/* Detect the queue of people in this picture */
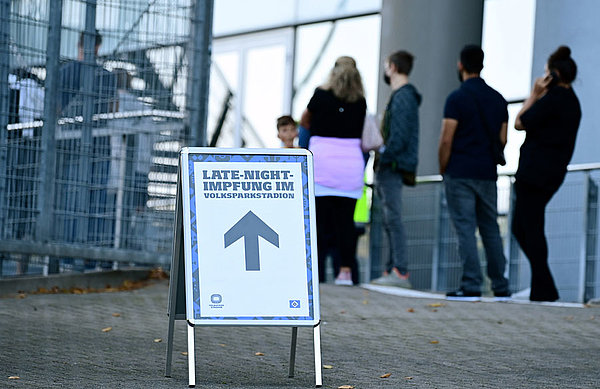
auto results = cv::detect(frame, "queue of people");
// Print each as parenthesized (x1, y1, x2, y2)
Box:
(280, 44, 581, 303)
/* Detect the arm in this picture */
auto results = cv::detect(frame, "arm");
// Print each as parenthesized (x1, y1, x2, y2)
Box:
(298, 125, 311, 149)
(515, 75, 551, 130)
(499, 121, 507, 146)
(380, 92, 412, 164)
(299, 108, 312, 129)
(438, 118, 458, 175)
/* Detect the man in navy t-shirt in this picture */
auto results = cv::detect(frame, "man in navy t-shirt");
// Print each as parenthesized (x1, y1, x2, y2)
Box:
(438, 45, 510, 301)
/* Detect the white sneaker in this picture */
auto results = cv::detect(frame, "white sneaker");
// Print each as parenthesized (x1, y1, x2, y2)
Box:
(371, 273, 412, 289)
(334, 270, 353, 286)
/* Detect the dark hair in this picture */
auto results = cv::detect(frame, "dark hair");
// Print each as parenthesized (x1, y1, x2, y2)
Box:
(387, 50, 414, 76)
(78, 29, 102, 48)
(548, 45, 577, 84)
(276, 115, 296, 130)
(460, 45, 484, 74)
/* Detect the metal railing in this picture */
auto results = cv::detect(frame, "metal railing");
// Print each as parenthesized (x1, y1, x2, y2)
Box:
(369, 163, 600, 303)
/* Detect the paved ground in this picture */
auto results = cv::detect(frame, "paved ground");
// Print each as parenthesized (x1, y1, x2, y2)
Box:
(1, 279, 599, 389)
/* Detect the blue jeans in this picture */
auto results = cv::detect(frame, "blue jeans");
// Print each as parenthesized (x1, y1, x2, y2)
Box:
(375, 168, 407, 274)
(444, 176, 509, 293)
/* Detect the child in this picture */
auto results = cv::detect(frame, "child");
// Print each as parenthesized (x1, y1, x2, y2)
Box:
(276, 115, 298, 148)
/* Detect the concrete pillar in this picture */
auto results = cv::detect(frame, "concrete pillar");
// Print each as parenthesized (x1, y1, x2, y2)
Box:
(531, 0, 600, 165)
(377, 0, 484, 175)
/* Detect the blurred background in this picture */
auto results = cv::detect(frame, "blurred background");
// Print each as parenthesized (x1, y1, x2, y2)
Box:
(1, 0, 599, 303)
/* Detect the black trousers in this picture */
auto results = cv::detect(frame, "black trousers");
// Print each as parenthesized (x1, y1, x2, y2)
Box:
(315, 196, 358, 283)
(511, 180, 560, 301)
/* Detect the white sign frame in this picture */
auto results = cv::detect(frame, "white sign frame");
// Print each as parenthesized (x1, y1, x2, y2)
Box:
(180, 147, 320, 327)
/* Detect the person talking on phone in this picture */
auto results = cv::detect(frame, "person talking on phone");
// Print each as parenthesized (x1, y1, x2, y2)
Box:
(513, 46, 582, 302)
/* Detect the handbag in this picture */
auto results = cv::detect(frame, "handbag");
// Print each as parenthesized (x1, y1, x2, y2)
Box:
(361, 113, 383, 152)
(465, 89, 506, 166)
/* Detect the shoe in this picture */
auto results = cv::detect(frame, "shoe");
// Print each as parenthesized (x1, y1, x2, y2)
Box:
(493, 290, 512, 302)
(370, 273, 412, 289)
(334, 270, 353, 286)
(530, 296, 559, 302)
(446, 289, 481, 302)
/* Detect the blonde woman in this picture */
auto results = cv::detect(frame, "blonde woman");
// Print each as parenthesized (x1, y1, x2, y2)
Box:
(300, 56, 366, 285)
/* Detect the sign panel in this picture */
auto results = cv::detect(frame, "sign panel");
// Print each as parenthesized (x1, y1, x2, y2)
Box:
(180, 148, 320, 326)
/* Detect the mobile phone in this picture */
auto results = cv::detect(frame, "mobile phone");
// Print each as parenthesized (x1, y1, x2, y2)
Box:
(547, 71, 559, 88)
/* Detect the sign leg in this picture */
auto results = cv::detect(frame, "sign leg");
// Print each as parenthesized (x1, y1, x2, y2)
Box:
(288, 327, 298, 378)
(187, 321, 196, 388)
(313, 322, 322, 388)
(165, 309, 176, 377)
(166, 186, 183, 378)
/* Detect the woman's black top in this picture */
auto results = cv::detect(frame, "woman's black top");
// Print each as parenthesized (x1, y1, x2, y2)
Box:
(307, 88, 366, 139)
(516, 86, 581, 190)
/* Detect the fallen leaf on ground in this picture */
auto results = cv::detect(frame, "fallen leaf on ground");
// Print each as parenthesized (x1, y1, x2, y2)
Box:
(380, 373, 392, 378)
(8, 376, 20, 379)
(431, 309, 438, 312)
(218, 343, 227, 347)
(17, 293, 26, 299)
(154, 338, 162, 343)
(181, 352, 188, 356)
(323, 365, 333, 369)
(338, 386, 355, 389)
(363, 300, 368, 305)
(565, 316, 574, 321)
(430, 340, 439, 344)
(149, 267, 169, 280)
(102, 327, 112, 332)
(254, 352, 265, 356)
(405, 376, 414, 380)
(112, 313, 121, 317)
(427, 303, 445, 308)
(407, 308, 415, 313)
(27, 268, 166, 296)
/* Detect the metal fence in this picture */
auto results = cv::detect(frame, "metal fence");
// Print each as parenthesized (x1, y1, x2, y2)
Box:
(368, 164, 600, 303)
(0, 0, 211, 276)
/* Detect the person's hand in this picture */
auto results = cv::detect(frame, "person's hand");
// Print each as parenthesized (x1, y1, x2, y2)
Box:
(532, 74, 552, 97)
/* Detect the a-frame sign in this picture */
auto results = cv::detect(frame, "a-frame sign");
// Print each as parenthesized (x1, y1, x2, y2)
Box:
(165, 147, 322, 387)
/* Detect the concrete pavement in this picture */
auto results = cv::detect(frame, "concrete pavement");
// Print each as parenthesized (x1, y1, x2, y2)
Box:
(1, 279, 599, 388)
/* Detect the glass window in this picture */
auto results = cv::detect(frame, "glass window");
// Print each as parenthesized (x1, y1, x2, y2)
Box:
(295, 0, 381, 22)
(213, 0, 381, 36)
(244, 44, 288, 147)
(482, 0, 535, 173)
(482, 0, 536, 101)
(292, 14, 381, 118)
(209, 29, 294, 148)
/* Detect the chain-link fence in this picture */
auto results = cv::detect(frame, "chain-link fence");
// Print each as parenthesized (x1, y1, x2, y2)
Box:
(0, 0, 210, 276)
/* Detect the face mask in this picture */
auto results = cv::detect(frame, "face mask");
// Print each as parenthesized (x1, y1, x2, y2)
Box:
(383, 73, 391, 85)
